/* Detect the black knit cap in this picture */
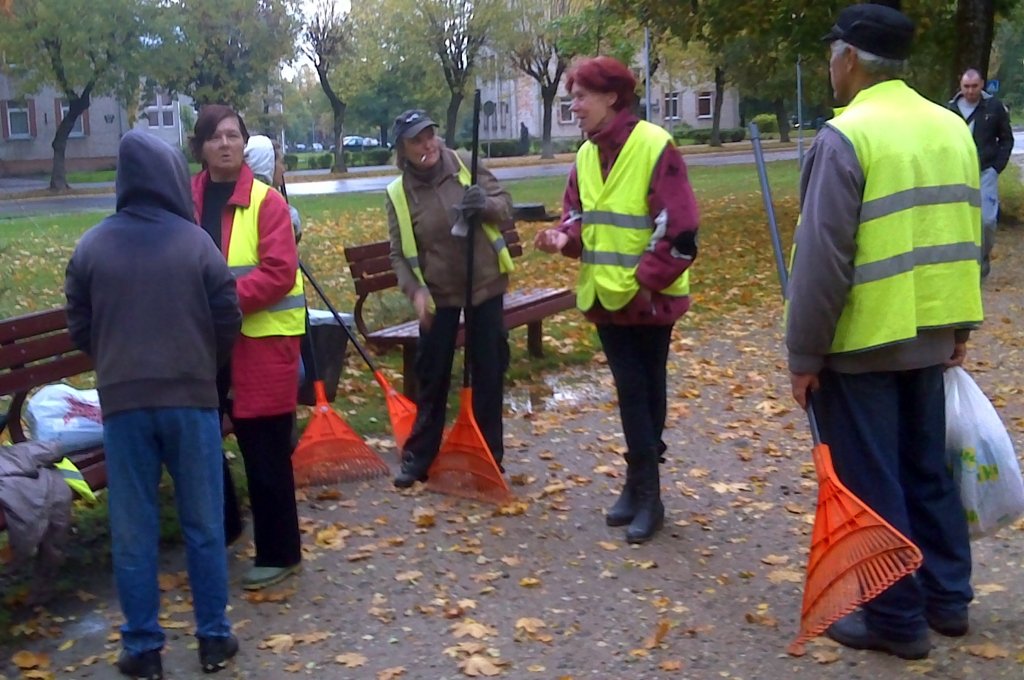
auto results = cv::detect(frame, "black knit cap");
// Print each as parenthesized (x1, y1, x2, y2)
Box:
(823, 3, 915, 61)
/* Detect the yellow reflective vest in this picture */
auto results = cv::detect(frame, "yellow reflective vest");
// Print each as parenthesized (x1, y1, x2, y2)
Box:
(54, 457, 96, 502)
(575, 120, 689, 312)
(825, 80, 983, 354)
(386, 156, 514, 287)
(226, 180, 305, 337)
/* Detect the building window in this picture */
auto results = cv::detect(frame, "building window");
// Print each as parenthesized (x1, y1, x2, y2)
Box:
(2, 100, 34, 139)
(144, 93, 175, 128)
(663, 92, 680, 121)
(559, 97, 574, 124)
(697, 91, 713, 119)
(58, 101, 86, 137)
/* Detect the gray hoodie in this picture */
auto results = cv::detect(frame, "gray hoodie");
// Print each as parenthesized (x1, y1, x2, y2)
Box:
(64, 130, 242, 416)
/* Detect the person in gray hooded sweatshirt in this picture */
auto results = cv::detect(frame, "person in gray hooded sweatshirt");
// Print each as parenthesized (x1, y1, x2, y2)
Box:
(65, 130, 242, 679)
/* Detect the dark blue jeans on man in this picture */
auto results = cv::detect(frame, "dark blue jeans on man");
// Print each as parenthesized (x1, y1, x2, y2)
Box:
(104, 407, 232, 655)
(816, 366, 972, 641)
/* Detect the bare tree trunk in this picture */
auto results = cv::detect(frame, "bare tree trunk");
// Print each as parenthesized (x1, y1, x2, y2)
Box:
(49, 93, 90, 192)
(954, 0, 996, 86)
(774, 98, 791, 144)
(331, 100, 346, 173)
(445, 92, 464, 148)
(540, 84, 557, 159)
(710, 66, 725, 147)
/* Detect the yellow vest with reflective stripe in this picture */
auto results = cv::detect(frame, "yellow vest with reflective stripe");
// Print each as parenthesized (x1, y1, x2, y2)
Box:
(825, 80, 983, 354)
(576, 120, 689, 312)
(225, 180, 305, 337)
(54, 457, 96, 501)
(386, 157, 513, 287)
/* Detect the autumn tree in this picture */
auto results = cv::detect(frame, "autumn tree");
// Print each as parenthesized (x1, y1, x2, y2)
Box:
(414, 0, 503, 146)
(0, 0, 157, 191)
(153, 0, 301, 109)
(303, 0, 354, 172)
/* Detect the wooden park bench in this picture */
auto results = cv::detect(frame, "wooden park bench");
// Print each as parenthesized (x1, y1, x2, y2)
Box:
(1, 308, 107, 532)
(344, 219, 575, 398)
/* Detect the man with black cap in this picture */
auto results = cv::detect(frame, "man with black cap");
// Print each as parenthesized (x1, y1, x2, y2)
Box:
(786, 3, 983, 660)
(384, 109, 513, 488)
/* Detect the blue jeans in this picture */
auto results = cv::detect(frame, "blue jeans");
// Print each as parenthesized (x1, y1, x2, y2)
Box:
(816, 367, 972, 641)
(104, 407, 231, 655)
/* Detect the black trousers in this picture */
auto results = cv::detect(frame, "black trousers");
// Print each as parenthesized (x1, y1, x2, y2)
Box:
(233, 414, 302, 568)
(404, 294, 509, 466)
(596, 323, 674, 458)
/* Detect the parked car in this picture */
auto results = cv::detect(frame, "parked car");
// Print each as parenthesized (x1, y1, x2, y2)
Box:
(362, 137, 381, 148)
(342, 135, 365, 150)
(312, 142, 324, 151)
(293, 143, 307, 151)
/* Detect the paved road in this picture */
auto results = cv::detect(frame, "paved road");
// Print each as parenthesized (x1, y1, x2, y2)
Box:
(0, 149, 798, 219)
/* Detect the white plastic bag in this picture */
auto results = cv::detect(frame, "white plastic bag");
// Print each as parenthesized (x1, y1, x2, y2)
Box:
(25, 384, 104, 454)
(944, 366, 1024, 538)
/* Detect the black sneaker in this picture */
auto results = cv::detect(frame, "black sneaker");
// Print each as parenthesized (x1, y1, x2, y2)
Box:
(198, 634, 239, 673)
(117, 649, 163, 680)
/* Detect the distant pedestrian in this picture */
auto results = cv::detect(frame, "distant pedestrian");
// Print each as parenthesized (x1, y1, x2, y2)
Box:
(534, 56, 699, 544)
(788, 3, 983, 659)
(65, 130, 242, 678)
(948, 68, 1014, 279)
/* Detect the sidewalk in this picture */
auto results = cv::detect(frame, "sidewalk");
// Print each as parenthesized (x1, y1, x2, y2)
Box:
(2, 228, 1022, 678)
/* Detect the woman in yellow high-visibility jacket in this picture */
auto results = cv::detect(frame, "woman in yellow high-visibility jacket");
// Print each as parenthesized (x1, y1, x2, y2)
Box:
(536, 57, 700, 543)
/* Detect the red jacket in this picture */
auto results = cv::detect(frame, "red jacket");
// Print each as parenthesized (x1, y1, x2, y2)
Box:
(559, 109, 700, 326)
(192, 166, 301, 418)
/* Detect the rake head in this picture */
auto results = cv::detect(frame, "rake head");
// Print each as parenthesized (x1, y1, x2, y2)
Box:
(426, 388, 512, 505)
(293, 382, 390, 487)
(788, 443, 923, 656)
(374, 369, 417, 452)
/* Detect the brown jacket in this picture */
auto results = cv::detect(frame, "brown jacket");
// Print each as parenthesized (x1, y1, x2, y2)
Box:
(386, 149, 512, 308)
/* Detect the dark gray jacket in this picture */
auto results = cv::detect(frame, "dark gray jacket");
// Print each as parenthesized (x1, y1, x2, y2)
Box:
(948, 91, 1014, 174)
(64, 130, 241, 416)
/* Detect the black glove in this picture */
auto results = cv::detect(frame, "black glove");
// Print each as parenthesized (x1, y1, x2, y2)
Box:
(459, 185, 487, 222)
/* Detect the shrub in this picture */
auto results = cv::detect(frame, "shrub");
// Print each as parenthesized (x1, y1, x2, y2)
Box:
(723, 127, 746, 143)
(751, 113, 777, 134)
(484, 139, 525, 158)
(319, 153, 334, 169)
(366, 147, 392, 165)
(284, 154, 299, 171)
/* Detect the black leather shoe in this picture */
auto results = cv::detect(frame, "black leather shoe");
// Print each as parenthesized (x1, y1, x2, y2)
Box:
(394, 451, 429, 488)
(926, 609, 969, 637)
(826, 612, 930, 660)
(199, 634, 239, 673)
(117, 649, 163, 679)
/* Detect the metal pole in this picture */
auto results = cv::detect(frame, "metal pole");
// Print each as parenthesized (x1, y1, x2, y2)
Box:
(796, 55, 804, 169)
(644, 27, 652, 121)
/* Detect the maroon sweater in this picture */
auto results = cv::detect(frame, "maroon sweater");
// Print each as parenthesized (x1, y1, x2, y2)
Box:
(558, 109, 700, 326)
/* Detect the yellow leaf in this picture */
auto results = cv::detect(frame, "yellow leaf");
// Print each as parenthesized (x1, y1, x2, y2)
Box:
(811, 650, 841, 664)
(659, 659, 684, 671)
(963, 642, 1009, 659)
(450, 619, 498, 639)
(760, 554, 789, 566)
(412, 506, 436, 528)
(766, 569, 804, 584)
(335, 651, 368, 667)
(258, 634, 295, 654)
(58, 640, 75, 652)
(459, 654, 505, 677)
(597, 541, 619, 551)
(519, 576, 542, 588)
(284, 661, 304, 672)
(377, 666, 407, 680)
(515, 618, 547, 634)
(12, 650, 48, 670)
(395, 570, 423, 583)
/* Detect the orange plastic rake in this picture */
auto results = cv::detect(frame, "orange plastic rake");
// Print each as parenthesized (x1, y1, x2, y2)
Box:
(293, 380, 390, 487)
(749, 122, 923, 656)
(787, 411, 922, 656)
(299, 261, 417, 451)
(427, 90, 512, 505)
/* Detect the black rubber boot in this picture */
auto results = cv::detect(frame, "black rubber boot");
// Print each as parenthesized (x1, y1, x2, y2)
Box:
(605, 453, 639, 527)
(625, 453, 664, 544)
(393, 451, 430, 488)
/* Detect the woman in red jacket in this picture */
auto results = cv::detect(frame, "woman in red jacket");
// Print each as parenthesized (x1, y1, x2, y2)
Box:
(535, 57, 699, 543)
(190, 105, 303, 590)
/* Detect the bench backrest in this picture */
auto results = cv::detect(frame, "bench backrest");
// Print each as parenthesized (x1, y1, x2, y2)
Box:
(1, 308, 92, 441)
(344, 218, 523, 300)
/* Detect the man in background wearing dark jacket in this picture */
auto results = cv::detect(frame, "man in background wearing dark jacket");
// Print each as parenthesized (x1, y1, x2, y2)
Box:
(949, 69, 1014, 279)
(65, 130, 242, 679)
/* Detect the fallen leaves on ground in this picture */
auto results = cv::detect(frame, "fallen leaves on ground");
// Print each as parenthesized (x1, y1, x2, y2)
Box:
(335, 652, 368, 667)
(451, 619, 499, 640)
(962, 642, 1009, 659)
